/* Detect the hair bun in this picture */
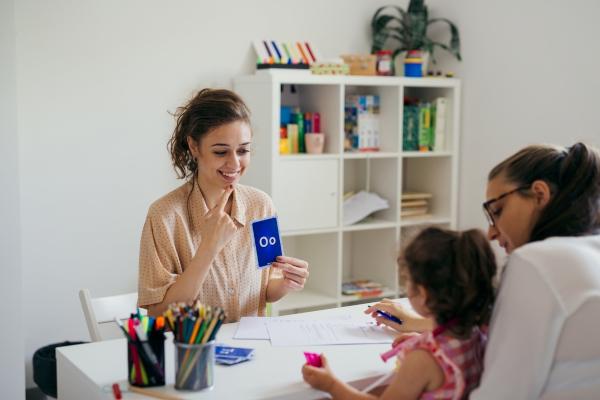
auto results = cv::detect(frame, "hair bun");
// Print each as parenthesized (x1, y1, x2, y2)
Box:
(568, 142, 585, 157)
(560, 142, 592, 186)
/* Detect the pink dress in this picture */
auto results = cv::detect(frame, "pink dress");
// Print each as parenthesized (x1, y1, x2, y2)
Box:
(395, 327, 487, 400)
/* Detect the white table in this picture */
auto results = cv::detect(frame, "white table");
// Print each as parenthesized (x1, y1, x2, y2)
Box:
(57, 304, 397, 399)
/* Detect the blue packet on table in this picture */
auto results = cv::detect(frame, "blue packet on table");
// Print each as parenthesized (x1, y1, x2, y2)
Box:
(215, 346, 255, 365)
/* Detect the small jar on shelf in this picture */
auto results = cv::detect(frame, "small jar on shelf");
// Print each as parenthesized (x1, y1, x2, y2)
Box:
(375, 50, 393, 76)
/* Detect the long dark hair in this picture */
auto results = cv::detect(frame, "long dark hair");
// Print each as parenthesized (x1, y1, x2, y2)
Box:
(167, 88, 251, 180)
(400, 227, 497, 337)
(489, 142, 600, 241)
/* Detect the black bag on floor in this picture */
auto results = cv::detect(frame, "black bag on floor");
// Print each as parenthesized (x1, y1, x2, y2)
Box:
(33, 341, 88, 398)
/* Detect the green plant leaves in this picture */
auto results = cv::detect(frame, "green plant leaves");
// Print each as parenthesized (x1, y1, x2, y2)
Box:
(428, 18, 462, 61)
(370, 1, 462, 62)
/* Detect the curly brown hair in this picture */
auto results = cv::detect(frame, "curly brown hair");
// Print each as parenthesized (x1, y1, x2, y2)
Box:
(167, 88, 251, 180)
(400, 227, 497, 337)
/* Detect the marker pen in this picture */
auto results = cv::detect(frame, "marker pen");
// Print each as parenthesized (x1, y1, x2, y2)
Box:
(376, 310, 403, 325)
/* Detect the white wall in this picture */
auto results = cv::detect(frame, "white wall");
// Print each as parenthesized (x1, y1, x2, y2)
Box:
(1, 0, 25, 398)
(14, 0, 600, 389)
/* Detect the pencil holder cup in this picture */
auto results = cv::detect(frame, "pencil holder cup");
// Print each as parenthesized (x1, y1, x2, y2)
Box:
(127, 337, 165, 387)
(305, 133, 325, 154)
(174, 340, 215, 391)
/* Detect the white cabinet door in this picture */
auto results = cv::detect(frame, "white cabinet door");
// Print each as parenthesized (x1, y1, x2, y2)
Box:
(273, 159, 338, 231)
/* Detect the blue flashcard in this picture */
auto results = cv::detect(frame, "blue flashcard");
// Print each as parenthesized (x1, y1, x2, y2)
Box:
(250, 216, 283, 269)
(215, 345, 255, 365)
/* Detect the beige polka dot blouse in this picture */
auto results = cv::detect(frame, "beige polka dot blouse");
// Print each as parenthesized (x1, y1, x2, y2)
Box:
(137, 181, 280, 322)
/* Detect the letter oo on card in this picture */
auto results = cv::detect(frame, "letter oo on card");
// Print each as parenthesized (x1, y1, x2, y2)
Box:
(250, 216, 284, 269)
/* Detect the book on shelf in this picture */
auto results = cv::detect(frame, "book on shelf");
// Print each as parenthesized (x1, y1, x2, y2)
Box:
(287, 124, 299, 154)
(402, 104, 419, 151)
(418, 102, 433, 151)
(401, 199, 428, 208)
(401, 192, 433, 200)
(401, 192, 432, 218)
(402, 98, 447, 152)
(342, 279, 384, 298)
(400, 208, 431, 217)
(433, 97, 447, 152)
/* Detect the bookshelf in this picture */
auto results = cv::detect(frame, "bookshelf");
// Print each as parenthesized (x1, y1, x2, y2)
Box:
(234, 72, 460, 316)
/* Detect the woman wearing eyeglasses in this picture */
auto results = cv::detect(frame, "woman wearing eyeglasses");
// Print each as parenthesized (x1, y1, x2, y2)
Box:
(367, 142, 600, 399)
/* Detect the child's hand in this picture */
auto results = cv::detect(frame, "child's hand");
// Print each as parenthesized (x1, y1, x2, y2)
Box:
(365, 298, 432, 333)
(301, 354, 338, 392)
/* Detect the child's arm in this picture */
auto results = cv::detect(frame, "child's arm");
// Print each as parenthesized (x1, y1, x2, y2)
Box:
(302, 351, 443, 400)
(378, 349, 444, 400)
(302, 354, 377, 400)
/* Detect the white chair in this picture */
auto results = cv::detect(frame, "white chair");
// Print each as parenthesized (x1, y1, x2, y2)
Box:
(541, 296, 600, 399)
(79, 289, 144, 342)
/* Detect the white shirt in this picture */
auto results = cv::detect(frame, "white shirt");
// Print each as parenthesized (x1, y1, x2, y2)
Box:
(471, 235, 600, 400)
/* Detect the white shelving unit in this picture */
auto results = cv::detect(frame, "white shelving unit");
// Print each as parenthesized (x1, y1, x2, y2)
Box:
(235, 72, 461, 316)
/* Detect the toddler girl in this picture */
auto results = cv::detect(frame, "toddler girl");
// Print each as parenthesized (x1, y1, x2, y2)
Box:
(302, 227, 497, 400)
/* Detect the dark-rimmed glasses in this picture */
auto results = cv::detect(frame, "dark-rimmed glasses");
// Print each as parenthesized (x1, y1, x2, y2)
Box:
(482, 185, 530, 227)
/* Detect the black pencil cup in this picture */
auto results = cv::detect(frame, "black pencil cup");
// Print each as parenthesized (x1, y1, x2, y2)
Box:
(127, 336, 166, 387)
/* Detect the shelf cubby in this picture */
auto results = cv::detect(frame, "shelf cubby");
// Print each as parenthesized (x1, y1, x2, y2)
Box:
(402, 86, 456, 153)
(344, 85, 401, 154)
(343, 157, 399, 225)
(342, 228, 399, 301)
(234, 75, 461, 315)
(401, 156, 454, 222)
(280, 83, 342, 154)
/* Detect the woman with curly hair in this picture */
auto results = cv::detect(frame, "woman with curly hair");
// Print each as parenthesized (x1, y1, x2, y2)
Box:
(137, 88, 309, 321)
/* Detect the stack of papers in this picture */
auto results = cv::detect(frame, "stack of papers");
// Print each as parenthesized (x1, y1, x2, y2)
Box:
(343, 191, 390, 226)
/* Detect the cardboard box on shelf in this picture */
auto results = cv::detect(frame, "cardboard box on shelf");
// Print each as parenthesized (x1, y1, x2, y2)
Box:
(340, 54, 377, 76)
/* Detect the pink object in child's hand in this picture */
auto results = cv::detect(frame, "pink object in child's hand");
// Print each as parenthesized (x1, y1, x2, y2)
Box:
(304, 352, 323, 367)
(380, 344, 402, 363)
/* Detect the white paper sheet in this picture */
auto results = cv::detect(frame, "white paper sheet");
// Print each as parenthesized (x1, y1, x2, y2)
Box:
(234, 314, 356, 340)
(234, 317, 271, 340)
(265, 319, 396, 346)
(343, 191, 390, 226)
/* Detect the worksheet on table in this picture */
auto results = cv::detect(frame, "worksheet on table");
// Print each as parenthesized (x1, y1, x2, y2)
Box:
(265, 318, 396, 346)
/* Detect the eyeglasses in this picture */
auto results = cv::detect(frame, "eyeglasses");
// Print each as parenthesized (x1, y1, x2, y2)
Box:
(482, 185, 530, 227)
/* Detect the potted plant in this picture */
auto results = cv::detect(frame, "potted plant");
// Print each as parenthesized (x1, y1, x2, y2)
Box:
(371, 0, 461, 76)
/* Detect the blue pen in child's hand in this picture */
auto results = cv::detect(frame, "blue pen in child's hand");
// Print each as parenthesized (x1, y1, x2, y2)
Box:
(376, 310, 403, 325)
